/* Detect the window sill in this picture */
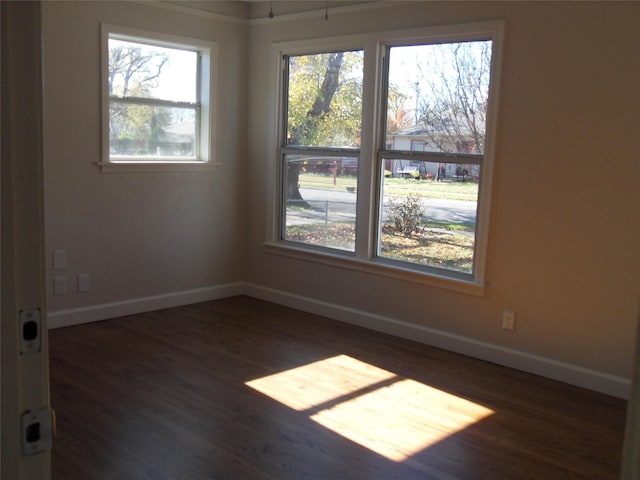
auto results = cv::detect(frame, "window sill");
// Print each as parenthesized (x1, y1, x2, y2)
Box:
(97, 161, 219, 173)
(263, 242, 486, 297)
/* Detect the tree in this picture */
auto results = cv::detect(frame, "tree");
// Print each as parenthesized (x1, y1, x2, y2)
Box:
(108, 42, 170, 155)
(387, 41, 492, 155)
(108, 44, 167, 97)
(285, 51, 363, 202)
(386, 85, 412, 133)
(416, 41, 491, 154)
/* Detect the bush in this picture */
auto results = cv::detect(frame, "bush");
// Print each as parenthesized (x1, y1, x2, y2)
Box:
(387, 193, 425, 237)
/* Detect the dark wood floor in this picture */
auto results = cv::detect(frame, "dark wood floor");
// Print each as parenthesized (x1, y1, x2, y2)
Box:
(49, 296, 626, 480)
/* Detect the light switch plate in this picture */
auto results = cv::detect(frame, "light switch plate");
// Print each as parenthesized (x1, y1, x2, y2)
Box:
(53, 249, 66, 270)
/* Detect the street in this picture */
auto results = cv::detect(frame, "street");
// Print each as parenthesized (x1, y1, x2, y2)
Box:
(286, 187, 477, 226)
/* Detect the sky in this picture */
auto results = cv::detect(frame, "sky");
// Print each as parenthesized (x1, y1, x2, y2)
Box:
(110, 38, 198, 103)
(387, 41, 492, 124)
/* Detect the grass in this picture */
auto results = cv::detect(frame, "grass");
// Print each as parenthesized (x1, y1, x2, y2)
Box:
(424, 219, 475, 232)
(298, 172, 478, 202)
(285, 222, 473, 273)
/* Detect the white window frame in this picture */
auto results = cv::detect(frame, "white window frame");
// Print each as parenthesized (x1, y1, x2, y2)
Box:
(100, 24, 218, 173)
(279, 48, 364, 255)
(266, 21, 503, 295)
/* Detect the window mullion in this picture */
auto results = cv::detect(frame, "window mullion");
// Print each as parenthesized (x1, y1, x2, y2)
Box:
(379, 150, 484, 165)
(355, 40, 381, 261)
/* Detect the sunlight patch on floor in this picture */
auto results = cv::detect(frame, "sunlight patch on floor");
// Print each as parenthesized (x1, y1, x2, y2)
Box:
(246, 355, 494, 461)
(310, 378, 493, 461)
(246, 354, 395, 410)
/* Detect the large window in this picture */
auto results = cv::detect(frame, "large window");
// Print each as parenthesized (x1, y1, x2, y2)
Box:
(274, 22, 502, 290)
(378, 40, 492, 276)
(101, 25, 216, 168)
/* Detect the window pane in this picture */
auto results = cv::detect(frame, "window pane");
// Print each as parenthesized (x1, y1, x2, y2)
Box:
(109, 38, 197, 103)
(386, 41, 492, 154)
(283, 154, 358, 252)
(109, 103, 196, 158)
(286, 51, 363, 148)
(378, 160, 479, 274)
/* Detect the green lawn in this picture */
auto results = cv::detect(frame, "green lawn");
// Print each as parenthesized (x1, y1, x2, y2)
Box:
(298, 173, 478, 201)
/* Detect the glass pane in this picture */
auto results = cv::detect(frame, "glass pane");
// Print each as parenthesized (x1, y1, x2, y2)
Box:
(283, 154, 358, 252)
(378, 160, 479, 274)
(109, 103, 196, 158)
(109, 38, 197, 103)
(286, 51, 363, 148)
(386, 41, 492, 154)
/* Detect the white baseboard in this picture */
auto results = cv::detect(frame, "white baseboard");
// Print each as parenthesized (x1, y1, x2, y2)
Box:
(48, 281, 631, 398)
(244, 283, 631, 399)
(47, 283, 245, 329)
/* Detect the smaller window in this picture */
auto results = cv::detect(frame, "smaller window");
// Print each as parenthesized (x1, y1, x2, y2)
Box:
(280, 50, 364, 252)
(101, 25, 216, 168)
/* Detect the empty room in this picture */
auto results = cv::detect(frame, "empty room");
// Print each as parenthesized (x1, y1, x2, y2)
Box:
(1, 1, 639, 479)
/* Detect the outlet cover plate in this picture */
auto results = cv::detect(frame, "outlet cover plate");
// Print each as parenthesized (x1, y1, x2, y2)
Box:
(502, 309, 516, 331)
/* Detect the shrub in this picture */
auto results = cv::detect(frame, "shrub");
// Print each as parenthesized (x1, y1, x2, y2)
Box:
(387, 193, 425, 237)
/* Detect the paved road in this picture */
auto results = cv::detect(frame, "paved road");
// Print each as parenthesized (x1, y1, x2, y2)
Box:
(287, 187, 477, 226)
(423, 197, 477, 224)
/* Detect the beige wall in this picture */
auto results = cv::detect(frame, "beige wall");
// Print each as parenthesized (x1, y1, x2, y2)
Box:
(40, 1, 639, 395)
(42, 1, 248, 311)
(246, 2, 640, 384)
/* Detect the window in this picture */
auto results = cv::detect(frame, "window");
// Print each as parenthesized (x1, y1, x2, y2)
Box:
(281, 50, 364, 252)
(378, 40, 492, 277)
(101, 25, 216, 170)
(273, 22, 502, 291)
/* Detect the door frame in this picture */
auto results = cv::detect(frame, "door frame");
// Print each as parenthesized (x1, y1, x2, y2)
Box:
(1, 1, 51, 479)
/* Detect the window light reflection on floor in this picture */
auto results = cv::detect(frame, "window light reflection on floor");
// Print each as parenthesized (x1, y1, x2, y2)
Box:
(246, 355, 494, 462)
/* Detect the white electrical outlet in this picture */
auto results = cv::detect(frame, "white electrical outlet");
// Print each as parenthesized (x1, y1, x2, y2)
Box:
(502, 309, 516, 331)
(78, 274, 90, 293)
(53, 276, 67, 295)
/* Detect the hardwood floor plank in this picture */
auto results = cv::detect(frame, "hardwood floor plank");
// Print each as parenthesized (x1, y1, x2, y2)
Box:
(50, 296, 626, 479)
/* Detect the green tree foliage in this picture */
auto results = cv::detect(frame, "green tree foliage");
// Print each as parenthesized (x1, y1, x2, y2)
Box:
(287, 51, 362, 147)
(286, 50, 363, 201)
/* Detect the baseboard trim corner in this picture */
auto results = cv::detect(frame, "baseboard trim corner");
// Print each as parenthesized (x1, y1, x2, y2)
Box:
(244, 283, 631, 399)
(47, 283, 245, 329)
